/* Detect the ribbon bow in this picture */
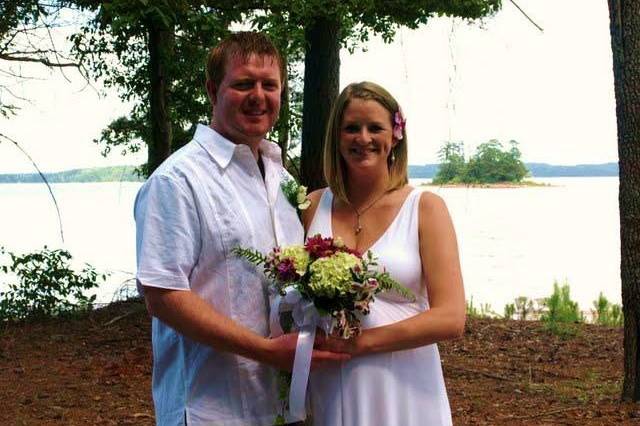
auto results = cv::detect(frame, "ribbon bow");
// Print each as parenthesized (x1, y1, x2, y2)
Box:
(269, 286, 333, 422)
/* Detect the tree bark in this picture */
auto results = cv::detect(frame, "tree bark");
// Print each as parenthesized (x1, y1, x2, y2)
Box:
(276, 59, 290, 168)
(300, 16, 340, 191)
(608, 0, 640, 401)
(146, 15, 174, 175)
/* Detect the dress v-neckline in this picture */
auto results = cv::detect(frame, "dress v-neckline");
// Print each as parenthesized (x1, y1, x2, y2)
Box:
(328, 188, 417, 254)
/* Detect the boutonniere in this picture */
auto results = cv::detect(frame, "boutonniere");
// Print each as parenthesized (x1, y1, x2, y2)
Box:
(281, 178, 311, 214)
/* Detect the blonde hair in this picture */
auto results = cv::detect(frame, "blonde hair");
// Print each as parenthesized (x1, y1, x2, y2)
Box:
(323, 81, 408, 202)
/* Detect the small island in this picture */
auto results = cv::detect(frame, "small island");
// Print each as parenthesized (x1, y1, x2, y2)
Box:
(425, 140, 541, 187)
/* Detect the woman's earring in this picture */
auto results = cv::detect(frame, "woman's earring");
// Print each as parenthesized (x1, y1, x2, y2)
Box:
(390, 150, 396, 164)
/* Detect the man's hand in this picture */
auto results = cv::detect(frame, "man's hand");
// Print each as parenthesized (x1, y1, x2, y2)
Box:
(313, 332, 360, 357)
(143, 287, 351, 371)
(260, 332, 351, 371)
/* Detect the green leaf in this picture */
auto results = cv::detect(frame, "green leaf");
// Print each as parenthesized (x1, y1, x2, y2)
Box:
(231, 247, 267, 265)
(0, 247, 106, 322)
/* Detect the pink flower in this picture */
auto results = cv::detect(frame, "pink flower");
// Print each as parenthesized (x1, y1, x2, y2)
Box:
(393, 109, 406, 140)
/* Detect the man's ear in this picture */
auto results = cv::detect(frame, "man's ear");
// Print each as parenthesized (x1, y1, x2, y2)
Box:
(206, 80, 217, 105)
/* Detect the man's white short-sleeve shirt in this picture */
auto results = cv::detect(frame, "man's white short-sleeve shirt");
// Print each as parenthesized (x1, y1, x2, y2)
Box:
(135, 124, 304, 426)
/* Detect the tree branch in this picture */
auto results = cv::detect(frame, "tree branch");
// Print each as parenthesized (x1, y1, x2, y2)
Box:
(0, 67, 44, 80)
(41, 7, 73, 82)
(1, 85, 34, 104)
(0, 132, 65, 244)
(509, 0, 544, 32)
(0, 53, 79, 67)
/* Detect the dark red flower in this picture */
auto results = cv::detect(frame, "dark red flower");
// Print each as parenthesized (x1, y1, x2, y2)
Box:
(304, 234, 336, 258)
(275, 258, 299, 282)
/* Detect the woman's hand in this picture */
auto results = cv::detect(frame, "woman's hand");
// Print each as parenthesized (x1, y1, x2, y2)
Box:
(265, 332, 351, 371)
(314, 331, 362, 357)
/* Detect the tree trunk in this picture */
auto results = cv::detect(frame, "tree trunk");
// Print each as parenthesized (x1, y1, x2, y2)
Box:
(608, 0, 640, 401)
(278, 95, 290, 164)
(300, 16, 340, 191)
(146, 15, 174, 175)
(276, 63, 290, 168)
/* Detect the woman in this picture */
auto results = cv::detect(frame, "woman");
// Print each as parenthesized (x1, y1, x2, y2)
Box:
(302, 81, 465, 426)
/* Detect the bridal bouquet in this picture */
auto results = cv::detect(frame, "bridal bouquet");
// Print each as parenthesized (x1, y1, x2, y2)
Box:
(234, 234, 414, 424)
(234, 234, 414, 339)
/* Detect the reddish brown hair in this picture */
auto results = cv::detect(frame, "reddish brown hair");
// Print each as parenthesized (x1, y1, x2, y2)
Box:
(206, 32, 286, 90)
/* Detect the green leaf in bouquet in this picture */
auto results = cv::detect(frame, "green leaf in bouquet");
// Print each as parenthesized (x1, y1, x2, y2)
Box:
(231, 247, 267, 265)
(377, 272, 416, 302)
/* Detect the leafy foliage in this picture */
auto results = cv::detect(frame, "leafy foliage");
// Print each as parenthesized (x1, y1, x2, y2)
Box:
(466, 296, 497, 319)
(260, 0, 502, 45)
(503, 302, 515, 319)
(4, 1, 503, 180)
(434, 141, 465, 183)
(360, 250, 415, 302)
(231, 247, 267, 265)
(69, 1, 240, 166)
(592, 292, 623, 327)
(503, 292, 624, 327)
(541, 280, 583, 336)
(65, 0, 501, 177)
(280, 177, 310, 215)
(249, 10, 306, 163)
(0, 247, 105, 321)
(434, 139, 529, 184)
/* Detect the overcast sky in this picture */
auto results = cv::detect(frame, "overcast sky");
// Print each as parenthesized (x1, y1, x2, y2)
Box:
(0, 0, 617, 173)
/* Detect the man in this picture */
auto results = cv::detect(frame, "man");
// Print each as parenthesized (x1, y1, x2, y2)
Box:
(135, 32, 346, 425)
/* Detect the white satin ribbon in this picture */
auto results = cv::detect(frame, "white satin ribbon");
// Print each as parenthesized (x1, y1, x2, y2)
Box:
(269, 286, 332, 422)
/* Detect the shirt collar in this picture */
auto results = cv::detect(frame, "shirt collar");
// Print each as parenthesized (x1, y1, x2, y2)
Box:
(193, 124, 282, 169)
(258, 138, 283, 165)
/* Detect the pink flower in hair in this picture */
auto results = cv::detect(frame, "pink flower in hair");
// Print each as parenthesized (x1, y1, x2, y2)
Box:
(393, 109, 406, 140)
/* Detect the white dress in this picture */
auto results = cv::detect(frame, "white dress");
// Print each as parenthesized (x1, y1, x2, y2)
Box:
(307, 188, 453, 426)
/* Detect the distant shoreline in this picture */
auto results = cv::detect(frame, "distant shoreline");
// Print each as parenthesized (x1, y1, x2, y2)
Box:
(0, 162, 619, 183)
(409, 162, 618, 179)
(0, 165, 143, 184)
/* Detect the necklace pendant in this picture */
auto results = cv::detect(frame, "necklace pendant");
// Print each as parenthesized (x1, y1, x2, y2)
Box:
(355, 225, 362, 235)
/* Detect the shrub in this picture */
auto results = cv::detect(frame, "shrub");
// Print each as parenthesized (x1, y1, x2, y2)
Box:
(466, 297, 497, 319)
(504, 303, 515, 319)
(0, 247, 105, 322)
(466, 297, 478, 318)
(541, 280, 583, 336)
(514, 296, 535, 320)
(592, 292, 623, 327)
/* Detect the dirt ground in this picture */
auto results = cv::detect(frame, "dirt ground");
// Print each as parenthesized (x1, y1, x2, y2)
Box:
(1, 299, 638, 425)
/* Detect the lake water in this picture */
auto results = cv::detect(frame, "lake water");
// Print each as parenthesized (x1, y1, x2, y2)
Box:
(0, 177, 621, 312)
